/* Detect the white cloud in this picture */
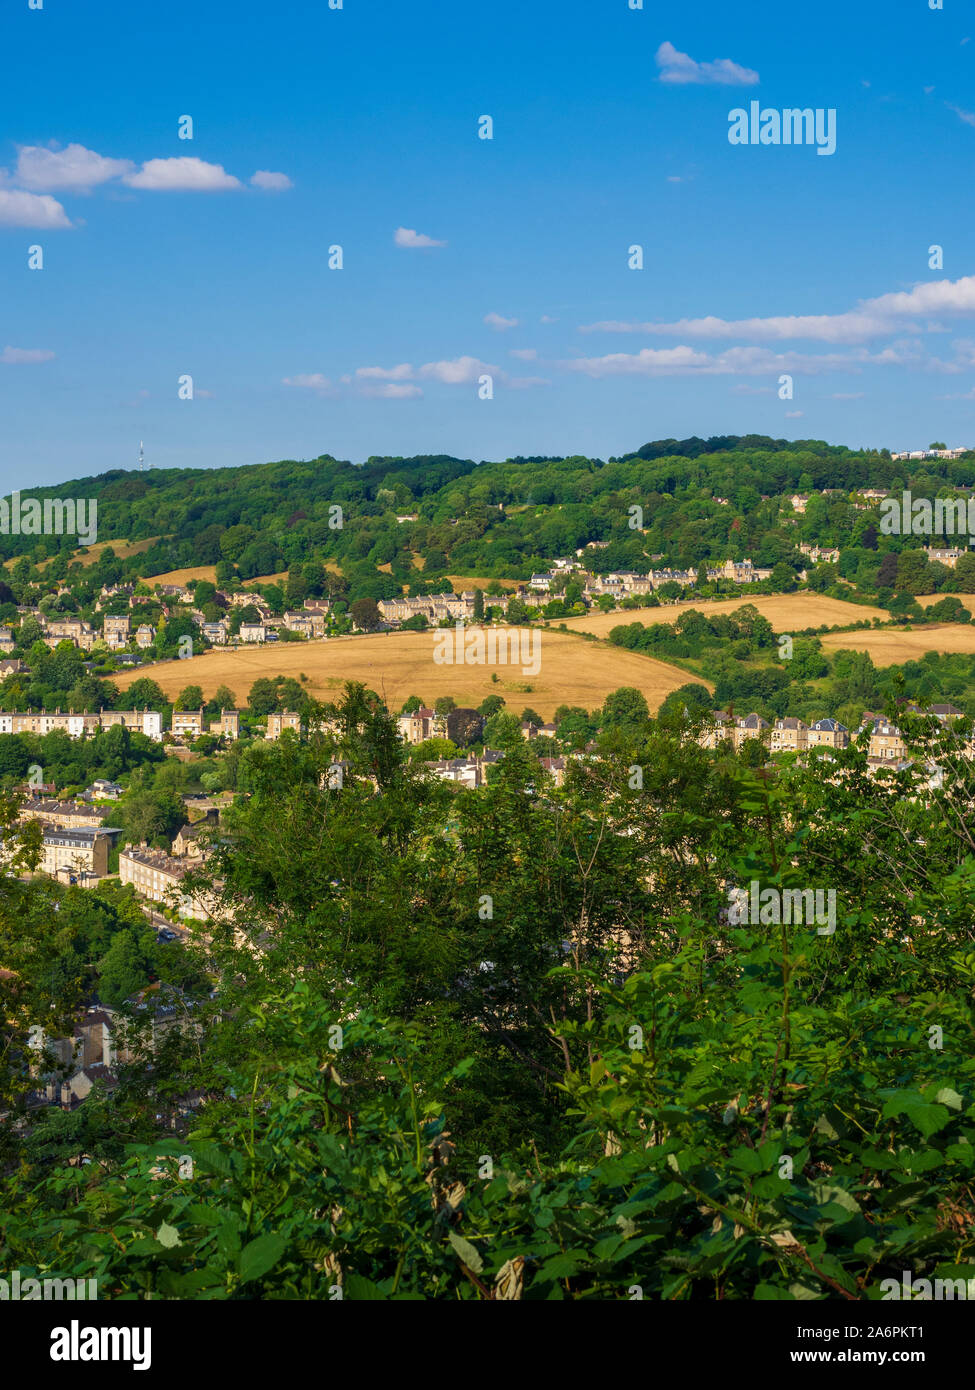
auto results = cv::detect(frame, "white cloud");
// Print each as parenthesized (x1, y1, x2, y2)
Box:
(563, 346, 712, 377)
(417, 356, 493, 384)
(947, 102, 975, 127)
(15, 143, 134, 193)
(250, 170, 293, 192)
(394, 226, 446, 248)
(360, 382, 423, 399)
(283, 373, 332, 394)
(355, 363, 414, 381)
(560, 344, 892, 378)
(784, 410, 804, 418)
(0, 189, 71, 228)
(125, 158, 242, 191)
(484, 312, 518, 330)
(1, 346, 55, 364)
(352, 356, 499, 387)
(949, 338, 975, 366)
(540, 314, 558, 324)
(579, 276, 975, 345)
(655, 40, 759, 86)
(509, 348, 538, 360)
(14, 143, 135, 192)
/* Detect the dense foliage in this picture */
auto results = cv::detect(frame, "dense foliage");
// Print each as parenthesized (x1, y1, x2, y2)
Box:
(1, 686, 972, 1299)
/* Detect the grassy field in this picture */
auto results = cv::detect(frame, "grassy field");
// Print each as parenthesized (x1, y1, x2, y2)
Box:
(819, 624, 975, 660)
(917, 592, 975, 615)
(114, 629, 708, 718)
(8, 537, 161, 571)
(557, 592, 888, 637)
(446, 575, 520, 591)
(140, 566, 288, 589)
(143, 565, 217, 586)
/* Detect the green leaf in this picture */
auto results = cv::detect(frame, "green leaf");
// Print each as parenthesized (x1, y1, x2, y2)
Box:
(810, 1184, 860, 1216)
(789, 1280, 822, 1300)
(935, 1088, 963, 1111)
(447, 1231, 483, 1275)
(238, 1232, 286, 1284)
(814, 1114, 839, 1141)
(344, 1273, 387, 1300)
(536, 1251, 584, 1282)
(155, 1222, 181, 1249)
(903, 1103, 952, 1138)
(728, 1145, 764, 1173)
(191, 1142, 240, 1178)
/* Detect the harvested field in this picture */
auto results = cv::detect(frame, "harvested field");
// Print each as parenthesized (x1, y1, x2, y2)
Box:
(141, 567, 287, 589)
(820, 625, 975, 661)
(558, 592, 887, 637)
(917, 592, 975, 616)
(446, 575, 520, 591)
(7, 536, 161, 571)
(144, 565, 217, 586)
(114, 628, 708, 718)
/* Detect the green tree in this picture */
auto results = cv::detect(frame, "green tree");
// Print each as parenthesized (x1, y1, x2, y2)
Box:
(175, 684, 205, 711)
(125, 678, 167, 710)
(97, 928, 156, 1009)
(600, 687, 651, 738)
(895, 550, 936, 596)
(248, 679, 279, 717)
(350, 598, 381, 632)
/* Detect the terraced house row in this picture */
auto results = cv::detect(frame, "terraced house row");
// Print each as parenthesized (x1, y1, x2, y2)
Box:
(0, 708, 163, 739)
(700, 704, 968, 765)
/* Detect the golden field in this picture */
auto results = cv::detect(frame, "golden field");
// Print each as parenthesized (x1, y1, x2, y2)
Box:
(144, 566, 288, 589)
(8, 537, 161, 571)
(917, 592, 975, 615)
(558, 592, 887, 636)
(820, 624, 975, 661)
(75, 537, 160, 567)
(447, 575, 520, 591)
(113, 629, 708, 719)
(142, 565, 217, 586)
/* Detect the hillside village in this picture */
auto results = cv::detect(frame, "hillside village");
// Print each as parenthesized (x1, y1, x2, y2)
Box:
(9, 679, 969, 1132)
(8, 689, 968, 921)
(0, 552, 789, 657)
(4, 438, 975, 1311)
(0, 462, 963, 1085)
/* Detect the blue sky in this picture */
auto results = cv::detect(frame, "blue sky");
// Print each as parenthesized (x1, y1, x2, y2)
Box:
(2, 0, 975, 486)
